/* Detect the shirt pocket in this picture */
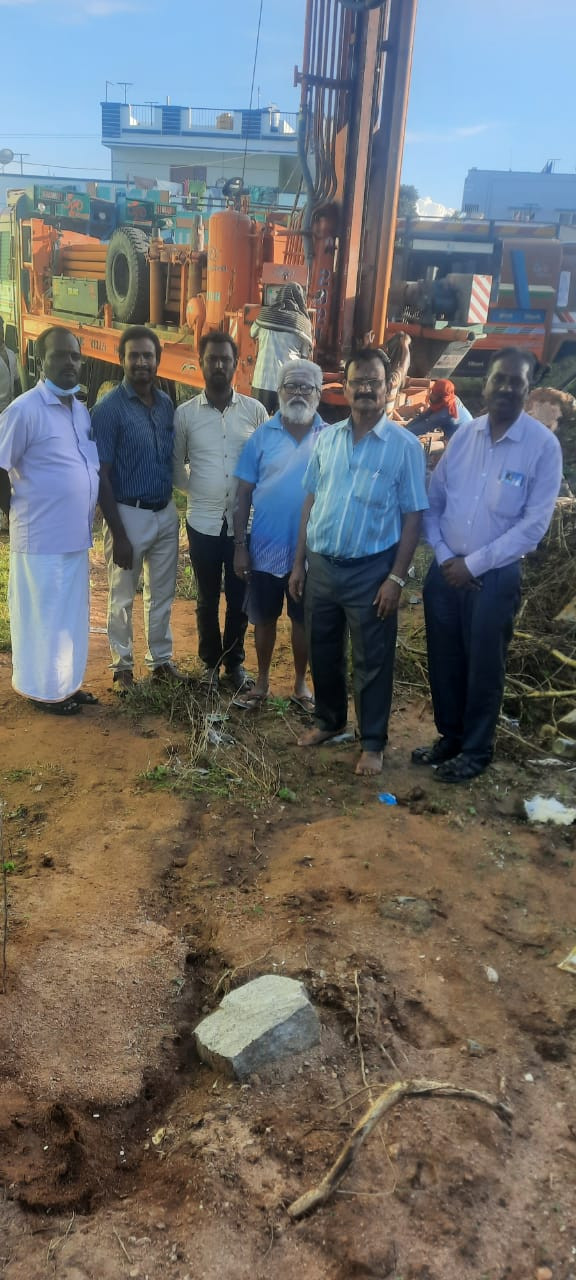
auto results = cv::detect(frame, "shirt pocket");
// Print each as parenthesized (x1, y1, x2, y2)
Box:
(352, 464, 388, 507)
(82, 439, 100, 468)
(487, 469, 526, 518)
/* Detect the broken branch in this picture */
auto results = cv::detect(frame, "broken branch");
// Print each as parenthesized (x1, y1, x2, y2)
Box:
(286, 1077, 513, 1220)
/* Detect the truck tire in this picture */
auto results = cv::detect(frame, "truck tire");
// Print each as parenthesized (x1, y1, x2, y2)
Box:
(105, 227, 150, 323)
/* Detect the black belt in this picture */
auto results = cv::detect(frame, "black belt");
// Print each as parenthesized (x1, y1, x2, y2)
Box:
(120, 498, 169, 512)
(319, 545, 398, 568)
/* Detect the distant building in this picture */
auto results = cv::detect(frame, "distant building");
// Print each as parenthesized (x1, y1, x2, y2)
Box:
(101, 100, 301, 210)
(462, 166, 576, 226)
(0, 173, 130, 211)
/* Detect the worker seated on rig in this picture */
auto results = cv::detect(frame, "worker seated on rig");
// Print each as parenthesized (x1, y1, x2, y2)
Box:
(251, 283, 313, 415)
(406, 379, 472, 441)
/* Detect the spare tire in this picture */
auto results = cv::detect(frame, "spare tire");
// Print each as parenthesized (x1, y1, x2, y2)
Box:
(105, 226, 150, 323)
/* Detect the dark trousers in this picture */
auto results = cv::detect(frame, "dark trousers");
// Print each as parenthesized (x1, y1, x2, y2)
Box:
(186, 521, 247, 671)
(423, 558, 522, 765)
(252, 388, 278, 415)
(305, 547, 398, 752)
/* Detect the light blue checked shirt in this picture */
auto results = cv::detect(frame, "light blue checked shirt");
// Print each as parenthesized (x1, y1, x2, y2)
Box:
(303, 414, 428, 559)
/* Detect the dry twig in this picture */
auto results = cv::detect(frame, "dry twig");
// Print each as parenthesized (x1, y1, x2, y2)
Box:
(353, 969, 370, 1094)
(286, 1077, 513, 1219)
(213, 929, 292, 997)
(112, 1226, 133, 1264)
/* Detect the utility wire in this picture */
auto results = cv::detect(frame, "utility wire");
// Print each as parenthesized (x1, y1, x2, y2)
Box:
(241, 0, 265, 188)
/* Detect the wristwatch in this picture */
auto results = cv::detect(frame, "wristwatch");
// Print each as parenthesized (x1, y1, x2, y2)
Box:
(388, 573, 406, 588)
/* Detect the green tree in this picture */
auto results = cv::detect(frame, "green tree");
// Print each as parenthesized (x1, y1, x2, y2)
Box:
(398, 184, 419, 218)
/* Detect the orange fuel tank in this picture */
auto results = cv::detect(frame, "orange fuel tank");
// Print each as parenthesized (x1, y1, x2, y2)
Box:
(205, 209, 259, 329)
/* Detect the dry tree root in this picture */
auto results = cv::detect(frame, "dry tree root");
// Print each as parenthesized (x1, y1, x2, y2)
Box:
(286, 1077, 513, 1220)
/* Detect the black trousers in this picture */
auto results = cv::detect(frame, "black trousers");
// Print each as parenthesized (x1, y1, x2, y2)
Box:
(252, 387, 278, 414)
(423, 558, 522, 765)
(186, 522, 247, 671)
(305, 546, 398, 752)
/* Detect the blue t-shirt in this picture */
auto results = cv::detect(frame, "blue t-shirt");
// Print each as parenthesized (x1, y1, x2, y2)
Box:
(235, 411, 325, 576)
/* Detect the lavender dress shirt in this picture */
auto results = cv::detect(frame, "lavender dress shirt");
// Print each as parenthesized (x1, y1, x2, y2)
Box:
(0, 381, 100, 554)
(424, 411, 563, 578)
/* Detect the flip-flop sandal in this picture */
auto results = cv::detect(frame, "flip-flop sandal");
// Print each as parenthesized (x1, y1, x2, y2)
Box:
(72, 690, 99, 706)
(289, 694, 315, 713)
(232, 691, 268, 711)
(298, 727, 351, 747)
(33, 697, 82, 716)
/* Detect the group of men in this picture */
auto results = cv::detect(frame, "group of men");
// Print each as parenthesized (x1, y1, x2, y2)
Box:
(0, 319, 563, 783)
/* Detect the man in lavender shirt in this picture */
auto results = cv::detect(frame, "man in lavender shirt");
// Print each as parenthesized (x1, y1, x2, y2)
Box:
(0, 328, 100, 715)
(415, 348, 562, 782)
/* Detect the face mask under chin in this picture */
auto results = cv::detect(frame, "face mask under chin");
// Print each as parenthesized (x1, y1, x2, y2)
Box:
(44, 377, 82, 397)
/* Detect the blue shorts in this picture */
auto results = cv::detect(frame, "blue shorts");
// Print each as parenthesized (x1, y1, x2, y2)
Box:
(245, 570, 304, 625)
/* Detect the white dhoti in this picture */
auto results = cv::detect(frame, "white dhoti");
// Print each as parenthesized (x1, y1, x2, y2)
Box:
(9, 550, 90, 702)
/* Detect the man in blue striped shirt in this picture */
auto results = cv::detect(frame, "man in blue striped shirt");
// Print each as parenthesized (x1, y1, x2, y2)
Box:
(92, 327, 182, 690)
(289, 347, 428, 775)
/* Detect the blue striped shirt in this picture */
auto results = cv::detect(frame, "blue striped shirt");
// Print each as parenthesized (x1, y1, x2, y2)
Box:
(91, 380, 174, 505)
(304, 414, 428, 558)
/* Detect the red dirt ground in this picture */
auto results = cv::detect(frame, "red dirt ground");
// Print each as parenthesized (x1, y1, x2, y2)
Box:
(0, 539, 575, 1280)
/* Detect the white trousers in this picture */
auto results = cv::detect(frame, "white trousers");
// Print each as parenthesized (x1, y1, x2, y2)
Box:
(103, 501, 180, 671)
(9, 549, 90, 701)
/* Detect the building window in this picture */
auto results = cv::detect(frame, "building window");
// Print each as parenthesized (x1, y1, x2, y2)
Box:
(556, 210, 576, 226)
(170, 166, 207, 184)
(463, 203, 480, 214)
(508, 205, 538, 222)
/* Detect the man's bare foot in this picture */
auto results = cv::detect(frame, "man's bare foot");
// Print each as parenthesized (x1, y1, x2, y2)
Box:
(355, 750, 383, 776)
(297, 726, 344, 747)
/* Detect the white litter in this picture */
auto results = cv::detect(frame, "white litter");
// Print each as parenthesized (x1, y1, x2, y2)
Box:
(523, 795, 576, 825)
(485, 966, 499, 984)
(558, 945, 576, 975)
(527, 758, 568, 767)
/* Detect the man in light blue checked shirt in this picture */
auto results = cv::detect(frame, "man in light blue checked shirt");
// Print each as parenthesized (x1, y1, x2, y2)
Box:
(289, 347, 428, 776)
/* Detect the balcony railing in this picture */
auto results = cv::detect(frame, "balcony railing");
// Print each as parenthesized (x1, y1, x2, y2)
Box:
(105, 103, 297, 141)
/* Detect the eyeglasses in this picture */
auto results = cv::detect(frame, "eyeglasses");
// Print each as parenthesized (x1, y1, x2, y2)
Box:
(281, 383, 318, 395)
(347, 378, 385, 390)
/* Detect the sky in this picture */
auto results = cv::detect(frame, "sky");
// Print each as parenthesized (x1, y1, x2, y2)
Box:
(0, 0, 574, 209)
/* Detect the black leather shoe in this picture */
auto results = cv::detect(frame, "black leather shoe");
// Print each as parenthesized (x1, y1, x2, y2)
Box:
(113, 669, 134, 693)
(152, 663, 192, 683)
(225, 666, 255, 692)
(411, 738, 460, 767)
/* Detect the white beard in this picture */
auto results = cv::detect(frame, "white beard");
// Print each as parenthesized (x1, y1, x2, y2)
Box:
(280, 400, 316, 426)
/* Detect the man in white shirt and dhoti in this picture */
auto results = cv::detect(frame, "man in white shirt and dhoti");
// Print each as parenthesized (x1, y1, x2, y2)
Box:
(0, 327, 100, 715)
